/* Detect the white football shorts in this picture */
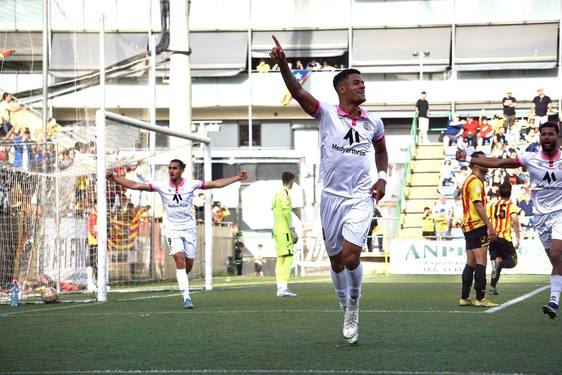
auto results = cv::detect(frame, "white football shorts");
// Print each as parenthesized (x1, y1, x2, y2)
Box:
(165, 228, 197, 259)
(320, 191, 374, 257)
(533, 209, 562, 251)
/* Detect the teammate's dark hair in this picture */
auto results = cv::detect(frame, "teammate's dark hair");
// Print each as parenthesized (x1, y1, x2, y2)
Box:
(499, 181, 512, 199)
(333, 68, 361, 90)
(170, 159, 186, 169)
(282, 171, 295, 184)
(471, 151, 485, 159)
(539, 121, 559, 134)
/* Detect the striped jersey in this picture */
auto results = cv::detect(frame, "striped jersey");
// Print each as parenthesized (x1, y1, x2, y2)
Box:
(149, 178, 203, 231)
(311, 101, 385, 198)
(515, 150, 562, 215)
(487, 198, 519, 242)
(461, 174, 486, 232)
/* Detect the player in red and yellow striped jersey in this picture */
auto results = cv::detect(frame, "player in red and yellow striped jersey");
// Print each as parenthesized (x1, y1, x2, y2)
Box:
(487, 182, 521, 294)
(459, 151, 498, 307)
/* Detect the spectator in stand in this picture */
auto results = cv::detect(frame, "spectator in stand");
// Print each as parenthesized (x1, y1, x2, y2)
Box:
(502, 91, 517, 130)
(435, 208, 450, 240)
(13, 127, 33, 172)
(443, 114, 464, 147)
(462, 116, 480, 147)
(478, 116, 494, 146)
(320, 60, 335, 71)
(0, 93, 26, 137)
(526, 126, 540, 152)
(518, 192, 533, 217)
(487, 182, 501, 203)
(306, 59, 321, 70)
(440, 159, 455, 187)
(506, 167, 526, 185)
(294, 59, 304, 70)
(531, 88, 552, 126)
(422, 206, 435, 240)
(415, 91, 430, 144)
(256, 59, 271, 73)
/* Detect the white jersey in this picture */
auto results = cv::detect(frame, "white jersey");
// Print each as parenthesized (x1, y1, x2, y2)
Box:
(516, 150, 562, 215)
(149, 178, 203, 231)
(312, 101, 385, 198)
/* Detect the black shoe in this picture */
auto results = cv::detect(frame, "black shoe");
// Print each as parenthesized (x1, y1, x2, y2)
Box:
(542, 302, 559, 319)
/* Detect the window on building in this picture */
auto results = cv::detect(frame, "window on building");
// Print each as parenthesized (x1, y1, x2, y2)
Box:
(239, 122, 261, 147)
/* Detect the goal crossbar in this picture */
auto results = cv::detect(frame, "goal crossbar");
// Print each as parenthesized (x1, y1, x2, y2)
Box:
(95, 110, 214, 302)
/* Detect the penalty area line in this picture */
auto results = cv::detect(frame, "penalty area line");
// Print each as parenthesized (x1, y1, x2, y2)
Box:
(485, 285, 549, 313)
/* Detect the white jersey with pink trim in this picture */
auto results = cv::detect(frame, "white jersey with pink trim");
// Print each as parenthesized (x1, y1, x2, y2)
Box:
(516, 150, 562, 215)
(150, 178, 203, 230)
(313, 101, 385, 198)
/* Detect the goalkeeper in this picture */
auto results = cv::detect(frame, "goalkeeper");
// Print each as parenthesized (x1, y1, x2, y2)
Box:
(107, 159, 247, 309)
(272, 171, 298, 297)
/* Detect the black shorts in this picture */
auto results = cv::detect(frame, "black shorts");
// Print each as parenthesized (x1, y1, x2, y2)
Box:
(463, 226, 488, 250)
(422, 231, 435, 239)
(254, 263, 262, 273)
(489, 237, 516, 261)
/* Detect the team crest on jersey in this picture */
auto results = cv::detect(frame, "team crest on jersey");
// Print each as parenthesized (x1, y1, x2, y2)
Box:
(363, 122, 370, 130)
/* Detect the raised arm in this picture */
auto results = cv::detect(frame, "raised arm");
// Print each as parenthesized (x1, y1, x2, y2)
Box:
(203, 170, 248, 190)
(270, 35, 318, 115)
(456, 148, 520, 169)
(106, 171, 152, 191)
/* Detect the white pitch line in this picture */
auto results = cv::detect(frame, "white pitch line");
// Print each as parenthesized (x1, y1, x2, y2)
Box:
(0, 301, 100, 318)
(0, 369, 531, 375)
(484, 285, 549, 313)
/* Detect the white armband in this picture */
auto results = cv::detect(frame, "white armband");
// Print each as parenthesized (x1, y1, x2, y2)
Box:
(465, 156, 472, 164)
(378, 171, 387, 181)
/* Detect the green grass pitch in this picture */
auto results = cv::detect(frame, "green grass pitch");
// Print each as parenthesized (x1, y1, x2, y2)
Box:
(0, 275, 558, 374)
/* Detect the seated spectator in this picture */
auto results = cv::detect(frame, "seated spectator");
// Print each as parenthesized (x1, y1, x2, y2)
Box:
(507, 167, 525, 185)
(462, 116, 480, 146)
(518, 192, 533, 217)
(212, 202, 230, 225)
(525, 127, 540, 152)
(320, 60, 335, 71)
(487, 182, 501, 202)
(440, 159, 455, 186)
(256, 59, 271, 73)
(478, 116, 494, 145)
(306, 59, 321, 70)
(294, 59, 304, 70)
(443, 115, 464, 147)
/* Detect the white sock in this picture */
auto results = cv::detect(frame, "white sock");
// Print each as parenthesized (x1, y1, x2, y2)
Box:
(550, 275, 562, 305)
(277, 282, 288, 291)
(345, 263, 363, 300)
(330, 268, 348, 309)
(176, 269, 190, 300)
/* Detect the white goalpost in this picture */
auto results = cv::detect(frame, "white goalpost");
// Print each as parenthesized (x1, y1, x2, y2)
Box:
(95, 110, 214, 302)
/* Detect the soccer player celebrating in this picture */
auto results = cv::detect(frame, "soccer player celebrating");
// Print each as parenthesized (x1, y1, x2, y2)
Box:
(487, 182, 521, 295)
(270, 35, 389, 344)
(458, 151, 498, 308)
(457, 121, 562, 318)
(107, 160, 247, 309)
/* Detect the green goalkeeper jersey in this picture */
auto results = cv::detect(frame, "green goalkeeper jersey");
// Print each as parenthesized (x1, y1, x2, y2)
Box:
(272, 187, 292, 235)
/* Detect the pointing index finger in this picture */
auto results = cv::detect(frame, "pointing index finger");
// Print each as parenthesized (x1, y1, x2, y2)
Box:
(272, 34, 281, 48)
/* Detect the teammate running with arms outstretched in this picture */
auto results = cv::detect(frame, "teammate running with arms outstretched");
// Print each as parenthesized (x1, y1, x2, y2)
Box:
(457, 121, 562, 318)
(270, 35, 389, 344)
(107, 160, 247, 309)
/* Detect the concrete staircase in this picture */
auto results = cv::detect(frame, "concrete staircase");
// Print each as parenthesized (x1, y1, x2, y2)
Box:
(399, 143, 443, 239)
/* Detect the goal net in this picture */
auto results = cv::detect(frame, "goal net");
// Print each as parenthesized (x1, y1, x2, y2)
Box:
(0, 111, 233, 304)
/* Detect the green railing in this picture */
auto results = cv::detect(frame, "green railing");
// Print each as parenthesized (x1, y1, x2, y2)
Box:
(395, 116, 418, 229)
